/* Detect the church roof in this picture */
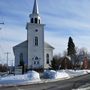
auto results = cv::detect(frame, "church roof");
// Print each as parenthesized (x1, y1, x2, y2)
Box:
(32, 0, 39, 14)
(13, 40, 54, 49)
(44, 42, 54, 49)
(13, 41, 28, 48)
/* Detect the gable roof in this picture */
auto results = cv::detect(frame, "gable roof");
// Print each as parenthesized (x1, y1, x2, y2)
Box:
(13, 40, 54, 49)
(44, 42, 54, 49)
(13, 40, 28, 49)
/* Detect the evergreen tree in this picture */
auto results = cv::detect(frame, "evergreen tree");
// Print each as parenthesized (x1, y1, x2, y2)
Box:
(51, 58, 59, 70)
(67, 37, 76, 56)
(50, 55, 61, 70)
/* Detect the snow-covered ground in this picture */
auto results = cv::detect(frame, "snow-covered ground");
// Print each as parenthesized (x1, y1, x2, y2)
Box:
(0, 70, 90, 86)
(44, 70, 70, 79)
(0, 71, 40, 85)
(44, 70, 90, 79)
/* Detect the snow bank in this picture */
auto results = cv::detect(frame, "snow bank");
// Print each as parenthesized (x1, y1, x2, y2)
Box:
(0, 70, 89, 85)
(44, 69, 90, 79)
(83, 70, 90, 73)
(69, 70, 89, 75)
(44, 70, 56, 79)
(58, 70, 89, 77)
(0, 70, 40, 84)
(44, 70, 70, 79)
(27, 71, 40, 80)
(0, 74, 27, 81)
(55, 71, 70, 79)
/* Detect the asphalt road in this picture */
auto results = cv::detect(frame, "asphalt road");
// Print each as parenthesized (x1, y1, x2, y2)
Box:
(0, 74, 90, 90)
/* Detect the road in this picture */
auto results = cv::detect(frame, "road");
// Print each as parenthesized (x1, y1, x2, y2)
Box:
(0, 74, 90, 90)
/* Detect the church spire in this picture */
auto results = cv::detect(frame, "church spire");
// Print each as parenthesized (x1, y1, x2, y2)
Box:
(29, 0, 41, 24)
(32, 0, 39, 14)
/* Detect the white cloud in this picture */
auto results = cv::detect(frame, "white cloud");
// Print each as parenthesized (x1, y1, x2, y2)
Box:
(0, 25, 27, 41)
(43, 14, 90, 31)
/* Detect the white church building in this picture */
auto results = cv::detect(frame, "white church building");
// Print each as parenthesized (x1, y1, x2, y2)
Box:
(13, 0, 54, 69)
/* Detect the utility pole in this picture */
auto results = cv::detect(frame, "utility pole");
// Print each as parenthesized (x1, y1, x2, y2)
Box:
(0, 22, 4, 64)
(5, 52, 10, 66)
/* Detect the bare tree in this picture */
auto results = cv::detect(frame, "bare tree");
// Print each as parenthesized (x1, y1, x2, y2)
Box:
(79, 47, 88, 56)
(63, 50, 67, 57)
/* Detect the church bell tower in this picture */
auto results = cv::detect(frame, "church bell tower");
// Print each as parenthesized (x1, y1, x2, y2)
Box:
(26, 0, 45, 69)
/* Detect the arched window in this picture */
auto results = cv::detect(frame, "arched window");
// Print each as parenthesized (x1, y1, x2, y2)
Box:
(35, 56, 38, 60)
(37, 61, 39, 64)
(35, 36, 38, 46)
(31, 18, 33, 23)
(46, 54, 49, 64)
(19, 53, 24, 66)
(35, 18, 38, 23)
(34, 61, 36, 64)
(39, 20, 40, 24)
(20, 53, 23, 61)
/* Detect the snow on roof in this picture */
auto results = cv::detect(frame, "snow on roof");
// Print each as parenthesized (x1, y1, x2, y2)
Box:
(66, 56, 71, 61)
(44, 42, 54, 49)
(13, 40, 28, 48)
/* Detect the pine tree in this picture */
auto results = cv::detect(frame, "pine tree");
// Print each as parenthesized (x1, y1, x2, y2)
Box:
(67, 37, 76, 56)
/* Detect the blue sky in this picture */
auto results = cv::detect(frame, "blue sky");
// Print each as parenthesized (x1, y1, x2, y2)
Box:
(0, 0, 90, 65)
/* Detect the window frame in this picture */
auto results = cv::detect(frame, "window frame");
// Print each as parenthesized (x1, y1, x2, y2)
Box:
(31, 18, 33, 23)
(35, 36, 38, 46)
(35, 18, 38, 23)
(46, 54, 49, 64)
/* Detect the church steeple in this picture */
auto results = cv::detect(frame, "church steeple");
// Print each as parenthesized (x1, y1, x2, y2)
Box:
(29, 0, 41, 24)
(32, 0, 39, 15)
